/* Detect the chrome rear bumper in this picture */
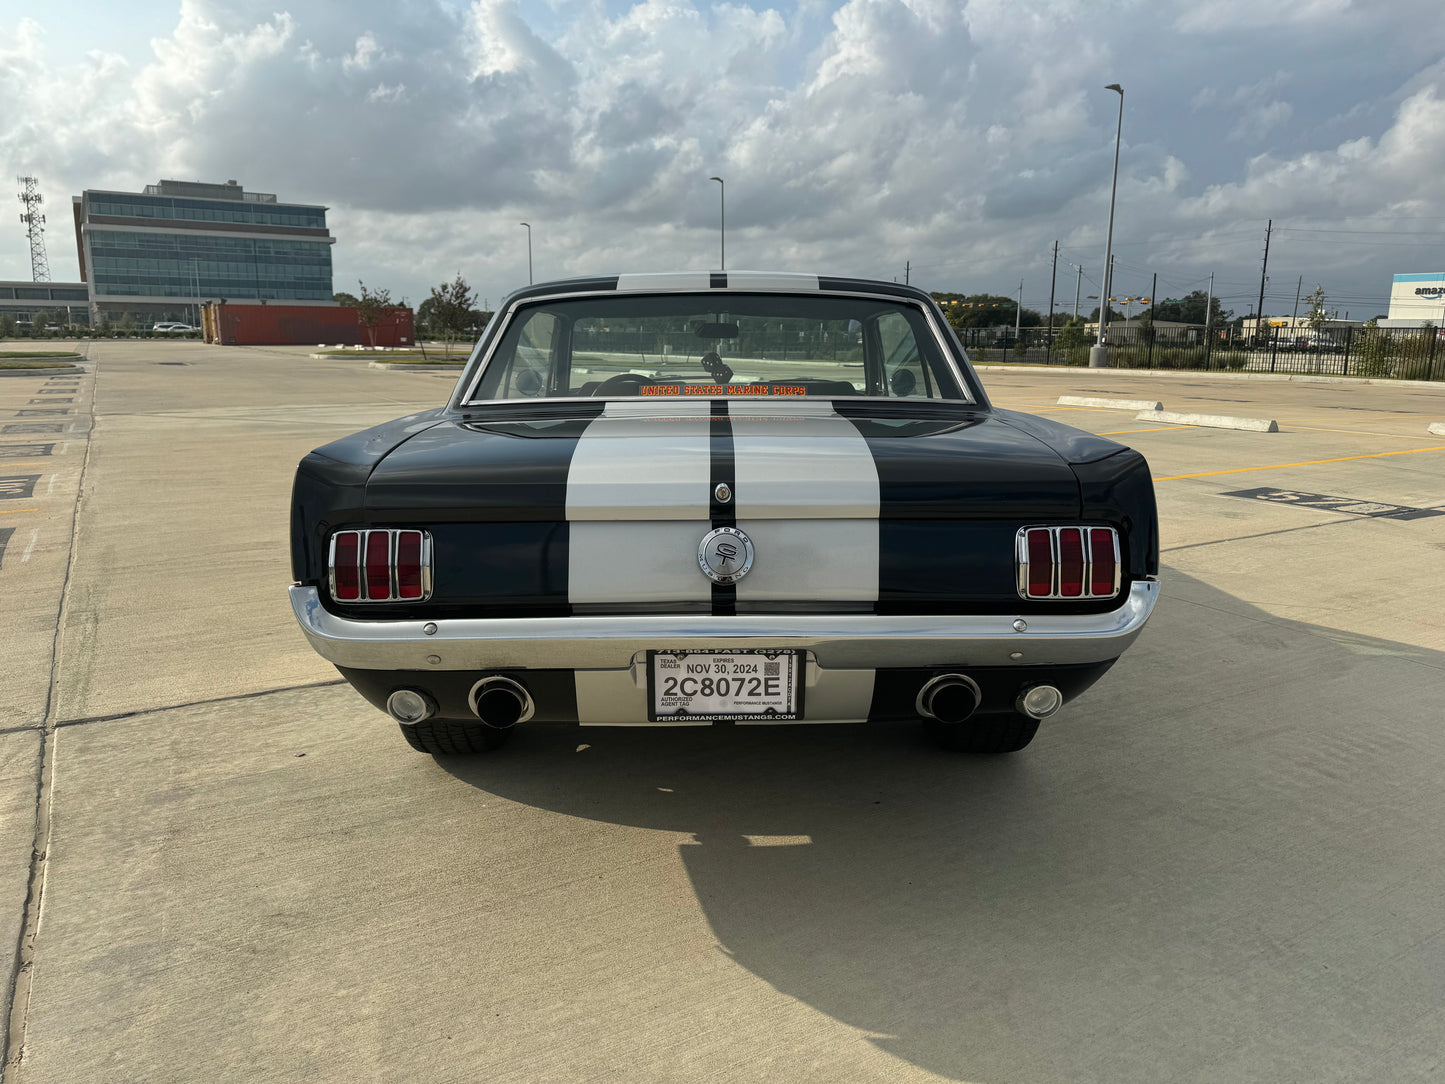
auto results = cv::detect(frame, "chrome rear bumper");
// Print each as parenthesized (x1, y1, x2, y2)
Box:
(289, 580, 1158, 671)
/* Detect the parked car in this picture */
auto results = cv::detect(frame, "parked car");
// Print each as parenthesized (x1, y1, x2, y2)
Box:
(152, 322, 198, 333)
(289, 272, 1160, 756)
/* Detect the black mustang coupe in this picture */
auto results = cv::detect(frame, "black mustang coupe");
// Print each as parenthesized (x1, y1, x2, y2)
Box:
(290, 272, 1158, 755)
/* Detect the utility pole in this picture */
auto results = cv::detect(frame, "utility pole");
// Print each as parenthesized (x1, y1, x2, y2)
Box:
(1146, 271, 1157, 366)
(1255, 218, 1272, 339)
(1015, 279, 1023, 345)
(905, 260, 910, 286)
(1047, 240, 1058, 351)
(1291, 275, 1303, 329)
(1204, 271, 1215, 366)
(1073, 264, 1083, 320)
(16, 176, 50, 282)
(709, 176, 725, 270)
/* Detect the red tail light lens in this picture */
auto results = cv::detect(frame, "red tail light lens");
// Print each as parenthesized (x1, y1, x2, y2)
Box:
(332, 531, 361, 601)
(396, 531, 424, 599)
(1057, 528, 1085, 597)
(1089, 528, 1118, 596)
(364, 532, 391, 600)
(1026, 528, 1053, 596)
(1018, 526, 1121, 600)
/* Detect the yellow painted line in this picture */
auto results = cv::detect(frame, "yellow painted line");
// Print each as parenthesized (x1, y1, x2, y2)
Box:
(1154, 445, 1445, 482)
(1097, 426, 1191, 436)
(1277, 424, 1430, 442)
(0, 508, 39, 514)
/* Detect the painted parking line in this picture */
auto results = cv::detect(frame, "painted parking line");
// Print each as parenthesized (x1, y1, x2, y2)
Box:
(1096, 426, 1192, 436)
(1154, 445, 1445, 482)
(1276, 424, 1438, 442)
(0, 508, 39, 514)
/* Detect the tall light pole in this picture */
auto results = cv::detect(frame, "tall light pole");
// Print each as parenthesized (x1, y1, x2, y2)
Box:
(1090, 83, 1124, 368)
(519, 222, 533, 285)
(708, 176, 725, 270)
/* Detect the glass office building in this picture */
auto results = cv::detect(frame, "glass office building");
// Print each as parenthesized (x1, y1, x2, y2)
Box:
(0, 281, 92, 328)
(73, 180, 336, 324)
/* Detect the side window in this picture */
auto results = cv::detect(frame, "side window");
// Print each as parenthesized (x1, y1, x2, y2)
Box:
(875, 311, 933, 398)
(498, 312, 557, 398)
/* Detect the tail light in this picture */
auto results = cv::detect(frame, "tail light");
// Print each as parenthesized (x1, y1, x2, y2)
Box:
(328, 529, 432, 602)
(1017, 526, 1120, 600)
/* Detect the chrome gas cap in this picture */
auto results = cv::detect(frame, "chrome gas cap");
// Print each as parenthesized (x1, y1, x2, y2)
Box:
(697, 526, 754, 585)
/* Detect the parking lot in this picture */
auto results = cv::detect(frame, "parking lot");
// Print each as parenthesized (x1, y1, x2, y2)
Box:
(2, 341, 1443, 1082)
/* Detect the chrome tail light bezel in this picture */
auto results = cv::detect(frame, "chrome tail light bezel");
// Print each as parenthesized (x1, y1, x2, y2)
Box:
(1015, 525, 1122, 600)
(328, 529, 434, 603)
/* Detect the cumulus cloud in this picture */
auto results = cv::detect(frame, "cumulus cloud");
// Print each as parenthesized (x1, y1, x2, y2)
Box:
(1, 0, 1444, 316)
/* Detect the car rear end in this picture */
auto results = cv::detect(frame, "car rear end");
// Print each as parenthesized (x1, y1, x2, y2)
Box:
(289, 273, 1158, 754)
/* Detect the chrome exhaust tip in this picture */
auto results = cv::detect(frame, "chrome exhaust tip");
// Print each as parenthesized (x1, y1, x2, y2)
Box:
(916, 674, 982, 725)
(468, 676, 535, 729)
(386, 688, 437, 725)
(1015, 684, 1064, 720)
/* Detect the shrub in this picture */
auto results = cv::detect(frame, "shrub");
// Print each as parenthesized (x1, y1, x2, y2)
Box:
(1353, 322, 1395, 378)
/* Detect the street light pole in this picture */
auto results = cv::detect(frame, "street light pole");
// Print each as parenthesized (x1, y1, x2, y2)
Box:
(1090, 83, 1124, 368)
(519, 222, 533, 284)
(708, 176, 725, 270)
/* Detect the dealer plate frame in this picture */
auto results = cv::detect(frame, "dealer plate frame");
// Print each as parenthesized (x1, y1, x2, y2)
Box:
(646, 648, 804, 723)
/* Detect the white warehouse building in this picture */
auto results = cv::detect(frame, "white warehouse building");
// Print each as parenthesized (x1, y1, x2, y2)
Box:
(1382, 273, 1445, 328)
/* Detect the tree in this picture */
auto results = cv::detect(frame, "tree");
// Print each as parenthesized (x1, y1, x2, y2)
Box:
(1304, 285, 1328, 330)
(0, 314, 15, 338)
(1053, 317, 1093, 353)
(1355, 317, 1396, 378)
(333, 291, 360, 307)
(424, 273, 477, 355)
(1146, 291, 1231, 327)
(354, 281, 394, 347)
(929, 293, 1042, 330)
(1086, 304, 1126, 324)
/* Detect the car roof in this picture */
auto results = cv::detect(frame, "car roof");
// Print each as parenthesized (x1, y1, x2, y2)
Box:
(497, 271, 937, 309)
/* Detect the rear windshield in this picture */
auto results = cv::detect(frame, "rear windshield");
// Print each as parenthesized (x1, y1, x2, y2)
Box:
(466, 293, 969, 402)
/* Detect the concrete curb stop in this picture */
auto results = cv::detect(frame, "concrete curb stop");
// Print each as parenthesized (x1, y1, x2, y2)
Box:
(1058, 395, 1163, 411)
(1135, 409, 1279, 433)
(1429, 422, 1445, 436)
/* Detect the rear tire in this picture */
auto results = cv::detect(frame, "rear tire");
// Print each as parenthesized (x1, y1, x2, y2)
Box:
(400, 720, 515, 755)
(925, 715, 1039, 754)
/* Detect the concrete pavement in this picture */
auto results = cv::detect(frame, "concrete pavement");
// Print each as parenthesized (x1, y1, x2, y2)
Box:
(2, 342, 1443, 1082)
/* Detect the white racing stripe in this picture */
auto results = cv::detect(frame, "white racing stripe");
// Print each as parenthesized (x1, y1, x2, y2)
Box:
(615, 272, 712, 292)
(565, 400, 713, 521)
(567, 400, 713, 605)
(730, 401, 880, 603)
(725, 271, 821, 291)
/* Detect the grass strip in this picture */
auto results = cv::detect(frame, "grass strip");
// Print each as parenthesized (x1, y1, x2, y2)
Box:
(0, 360, 78, 369)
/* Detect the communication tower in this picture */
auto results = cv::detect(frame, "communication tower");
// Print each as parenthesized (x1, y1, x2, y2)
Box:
(17, 175, 51, 282)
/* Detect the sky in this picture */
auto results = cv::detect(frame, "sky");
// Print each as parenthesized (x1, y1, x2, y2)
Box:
(2, 0, 1444, 320)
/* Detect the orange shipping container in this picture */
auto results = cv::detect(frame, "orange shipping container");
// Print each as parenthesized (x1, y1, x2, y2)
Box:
(203, 303, 413, 347)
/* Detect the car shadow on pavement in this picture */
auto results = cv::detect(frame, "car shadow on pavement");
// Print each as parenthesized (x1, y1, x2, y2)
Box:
(435, 568, 1445, 1083)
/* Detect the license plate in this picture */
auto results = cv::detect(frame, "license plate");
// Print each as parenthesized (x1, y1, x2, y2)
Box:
(648, 649, 802, 722)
